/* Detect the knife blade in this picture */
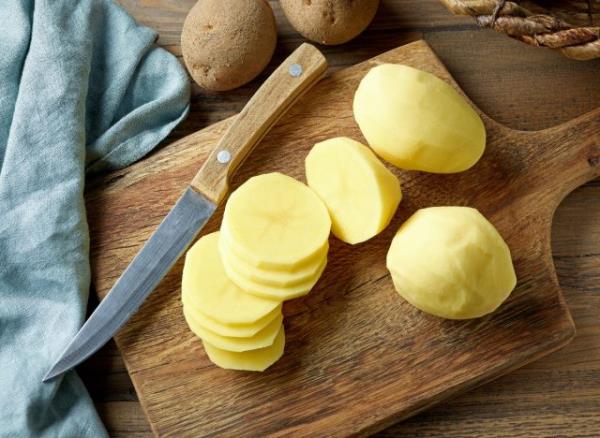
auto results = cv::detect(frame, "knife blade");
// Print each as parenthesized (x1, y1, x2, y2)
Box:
(43, 43, 327, 382)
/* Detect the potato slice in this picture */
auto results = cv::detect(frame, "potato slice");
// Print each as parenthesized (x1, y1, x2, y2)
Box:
(220, 223, 328, 274)
(182, 297, 281, 338)
(222, 173, 331, 270)
(184, 307, 283, 352)
(219, 234, 328, 287)
(182, 232, 280, 325)
(387, 207, 516, 319)
(353, 64, 486, 173)
(222, 251, 327, 301)
(306, 137, 402, 244)
(203, 325, 285, 372)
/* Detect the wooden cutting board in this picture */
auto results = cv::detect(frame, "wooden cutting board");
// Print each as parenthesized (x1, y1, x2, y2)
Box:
(86, 40, 600, 437)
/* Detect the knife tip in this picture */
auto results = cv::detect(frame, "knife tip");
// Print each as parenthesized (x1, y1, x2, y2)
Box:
(42, 364, 64, 383)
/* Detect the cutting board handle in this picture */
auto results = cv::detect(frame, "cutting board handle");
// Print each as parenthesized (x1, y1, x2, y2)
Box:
(528, 107, 600, 210)
(190, 43, 328, 205)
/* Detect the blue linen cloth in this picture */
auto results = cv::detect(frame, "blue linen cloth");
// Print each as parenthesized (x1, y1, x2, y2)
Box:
(0, 0, 190, 435)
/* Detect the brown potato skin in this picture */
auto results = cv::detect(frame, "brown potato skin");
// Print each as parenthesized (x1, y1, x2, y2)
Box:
(280, 0, 379, 46)
(181, 0, 277, 91)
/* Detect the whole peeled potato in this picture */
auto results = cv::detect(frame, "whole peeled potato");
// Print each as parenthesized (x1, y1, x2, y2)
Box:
(354, 64, 486, 173)
(387, 207, 516, 319)
(181, 0, 277, 91)
(280, 0, 379, 45)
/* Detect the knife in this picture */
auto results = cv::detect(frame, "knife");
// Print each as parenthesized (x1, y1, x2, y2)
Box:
(43, 43, 328, 382)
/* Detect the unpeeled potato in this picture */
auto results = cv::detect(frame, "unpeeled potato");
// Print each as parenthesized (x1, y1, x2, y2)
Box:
(280, 0, 379, 45)
(181, 0, 277, 91)
(306, 137, 402, 244)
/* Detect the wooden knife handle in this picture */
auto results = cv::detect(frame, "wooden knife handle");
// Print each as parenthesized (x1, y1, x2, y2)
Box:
(190, 43, 328, 204)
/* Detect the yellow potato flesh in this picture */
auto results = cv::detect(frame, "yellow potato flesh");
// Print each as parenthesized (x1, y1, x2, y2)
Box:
(386, 207, 516, 319)
(219, 234, 328, 287)
(203, 326, 285, 372)
(181, 232, 280, 325)
(222, 173, 331, 270)
(305, 137, 402, 244)
(181, 295, 281, 337)
(222, 251, 327, 301)
(184, 306, 283, 352)
(353, 64, 486, 173)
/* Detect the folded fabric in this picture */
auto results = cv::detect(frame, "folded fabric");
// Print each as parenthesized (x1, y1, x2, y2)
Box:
(0, 0, 190, 436)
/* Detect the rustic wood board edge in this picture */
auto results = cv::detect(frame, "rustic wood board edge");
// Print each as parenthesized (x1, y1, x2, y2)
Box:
(363, 326, 574, 437)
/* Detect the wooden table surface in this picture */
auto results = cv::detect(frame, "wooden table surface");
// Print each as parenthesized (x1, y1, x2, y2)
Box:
(80, 1, 600, 436)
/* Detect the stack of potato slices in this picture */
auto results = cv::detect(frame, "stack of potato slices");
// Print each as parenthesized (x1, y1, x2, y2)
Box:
(220, 173, 330, 301)
(182, 173, 331, 371)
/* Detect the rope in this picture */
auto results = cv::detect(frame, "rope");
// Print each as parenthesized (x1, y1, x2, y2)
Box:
(439, 0, 600, 60)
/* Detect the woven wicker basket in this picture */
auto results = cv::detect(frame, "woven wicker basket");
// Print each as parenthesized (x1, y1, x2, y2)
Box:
(440, 0, 600, 60)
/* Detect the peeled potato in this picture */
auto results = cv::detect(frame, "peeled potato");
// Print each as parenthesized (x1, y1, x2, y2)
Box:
(221, 173, 331, 269)
(182, 232, 280, 325)
(387, 207, 516, 319)
(306, 137, 402, 244)
(219, 234, 328, 287)
(353, 64, 486, 173)
(184, 306, 283, 352)
(182, 296, 281, 338)
(222, 251, 327, 300)
(203, 326, 285, 371)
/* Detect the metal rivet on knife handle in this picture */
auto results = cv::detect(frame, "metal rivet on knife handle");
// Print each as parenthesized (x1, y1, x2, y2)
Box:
(190, 43, 328, 206)
(289, 63, 303, 77)
(217, 150, 231, 164)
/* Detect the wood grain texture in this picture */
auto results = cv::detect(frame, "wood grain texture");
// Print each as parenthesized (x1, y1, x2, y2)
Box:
(81, 1, 600, 436)
(191, 43, 326, 204)
(84, 37, 600, 436)
(81, 184, 600, 437)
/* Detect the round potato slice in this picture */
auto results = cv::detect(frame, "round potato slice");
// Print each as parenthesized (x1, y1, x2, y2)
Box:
(222, 173, 331, 270)
(203, 325, 285, 372)
(306, 137, 402, 244)
(220, 223, 328, 274)
(222, 252, 327, 301)
(182, 232, 280, 325)
(182, 297, 281, 338)
(184, 307, 283, 352)
(219, 234, 328, 287)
